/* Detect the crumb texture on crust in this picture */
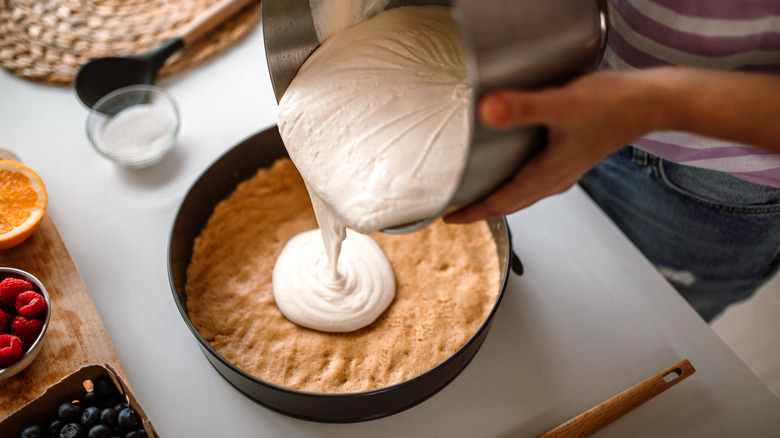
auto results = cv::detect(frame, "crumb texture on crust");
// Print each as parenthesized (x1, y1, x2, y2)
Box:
(186, 158, 500, 393)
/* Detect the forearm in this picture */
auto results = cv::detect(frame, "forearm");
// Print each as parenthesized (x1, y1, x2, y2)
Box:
(640, 67, 780, 150)
(444, 66, 780, 223)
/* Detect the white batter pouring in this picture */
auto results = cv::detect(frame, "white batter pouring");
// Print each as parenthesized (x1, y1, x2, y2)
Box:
(273, 5, 471, 332)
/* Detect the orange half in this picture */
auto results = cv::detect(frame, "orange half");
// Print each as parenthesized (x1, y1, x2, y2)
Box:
(0, 160, 47, 250)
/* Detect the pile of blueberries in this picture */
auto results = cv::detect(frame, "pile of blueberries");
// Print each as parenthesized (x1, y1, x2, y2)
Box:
(19, 375, 148, 438)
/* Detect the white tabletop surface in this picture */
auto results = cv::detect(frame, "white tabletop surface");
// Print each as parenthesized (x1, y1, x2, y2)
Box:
(2, 22, 780, 438)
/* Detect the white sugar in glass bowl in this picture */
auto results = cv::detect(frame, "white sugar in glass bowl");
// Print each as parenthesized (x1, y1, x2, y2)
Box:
(86, 85, 180, 168)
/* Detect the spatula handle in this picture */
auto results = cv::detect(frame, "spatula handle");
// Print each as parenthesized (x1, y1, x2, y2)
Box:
(178, 0, 259, 45)
(537, 359, 695, 438)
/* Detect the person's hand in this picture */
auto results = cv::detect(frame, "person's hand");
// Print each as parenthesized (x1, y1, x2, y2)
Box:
(444, 69, 670, 224)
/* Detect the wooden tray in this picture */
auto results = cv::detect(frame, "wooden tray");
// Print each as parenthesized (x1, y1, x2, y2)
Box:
(0, 150, 127, 419)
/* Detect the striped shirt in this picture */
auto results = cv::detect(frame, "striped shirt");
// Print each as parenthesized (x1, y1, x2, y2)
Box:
(601, 0, 780, 187)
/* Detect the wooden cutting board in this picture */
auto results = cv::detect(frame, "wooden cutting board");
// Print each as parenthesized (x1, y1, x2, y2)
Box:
(0, 149, 128, 419)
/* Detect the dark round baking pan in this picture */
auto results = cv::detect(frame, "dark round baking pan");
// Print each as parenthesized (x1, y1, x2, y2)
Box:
(167, 125, 522, 423)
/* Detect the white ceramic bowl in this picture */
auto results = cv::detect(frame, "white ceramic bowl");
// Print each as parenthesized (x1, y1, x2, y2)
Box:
(0, 267, 51, 380)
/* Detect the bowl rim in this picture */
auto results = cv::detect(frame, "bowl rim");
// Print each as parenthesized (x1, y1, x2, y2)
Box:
(85, 84, 181, 166)
(0, 267, 52, 380)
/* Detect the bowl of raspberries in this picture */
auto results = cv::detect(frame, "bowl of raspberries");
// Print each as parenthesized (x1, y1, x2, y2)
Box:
(0, 267, 51, 379)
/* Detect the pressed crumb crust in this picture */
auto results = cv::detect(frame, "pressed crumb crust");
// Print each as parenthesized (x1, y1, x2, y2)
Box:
(186, 159, 500, 393)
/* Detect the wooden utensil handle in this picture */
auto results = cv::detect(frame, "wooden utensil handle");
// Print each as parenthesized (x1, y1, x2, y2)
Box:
(537, 359, 696, 438)
(179, 0, 259, 45)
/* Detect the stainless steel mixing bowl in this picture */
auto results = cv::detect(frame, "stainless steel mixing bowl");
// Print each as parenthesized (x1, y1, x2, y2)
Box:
(263, 0, 608, 232)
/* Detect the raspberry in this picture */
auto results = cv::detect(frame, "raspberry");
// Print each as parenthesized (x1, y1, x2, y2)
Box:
(11, 315, 43, 349)
(15, 290, 46, 318)
(0, 308, 8, 334)
(0, 277, 33, 311)
(0, 333, 24, 367)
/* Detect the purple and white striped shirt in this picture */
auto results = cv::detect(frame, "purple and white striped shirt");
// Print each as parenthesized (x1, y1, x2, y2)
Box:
(601, 0, 780, 187)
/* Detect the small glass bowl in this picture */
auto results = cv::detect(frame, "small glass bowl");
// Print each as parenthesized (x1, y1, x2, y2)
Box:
(0, 267, 51, 380)
(86, 85, 180, 168)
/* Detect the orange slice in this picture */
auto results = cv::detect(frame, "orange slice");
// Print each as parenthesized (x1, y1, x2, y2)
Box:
(0, 160, 47, 250)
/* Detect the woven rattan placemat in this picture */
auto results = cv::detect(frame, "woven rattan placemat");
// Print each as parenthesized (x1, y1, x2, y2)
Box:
(0, 0, 262, 85)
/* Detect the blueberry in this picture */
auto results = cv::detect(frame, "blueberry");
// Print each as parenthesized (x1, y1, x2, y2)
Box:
(113, 402, 129, 413)
(102, 394, 124, 410)
(83, 391, 99, 406)
(81, 405, 101, 427)
(58, 402, 83, 423)
(48, 418, 65, 435)
(124, 430, 147, 438)
(87, 424, 111, 438)
(59, 422, 84, 438)
(93, 377, 118, 399)
(20, 425, 46, 438)
(100, 407, 118, 426)
(116, 408, 139, 430)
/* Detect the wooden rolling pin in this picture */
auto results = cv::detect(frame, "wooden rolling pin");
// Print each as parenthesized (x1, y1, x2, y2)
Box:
(537, 359, 696, 438)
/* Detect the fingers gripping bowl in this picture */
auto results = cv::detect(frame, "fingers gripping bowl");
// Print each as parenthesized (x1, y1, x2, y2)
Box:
(167, 127, 520, 422)
(263, 0, 607, 232)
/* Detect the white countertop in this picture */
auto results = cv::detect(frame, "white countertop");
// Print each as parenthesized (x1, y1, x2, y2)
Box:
(2, 22, 779, 438)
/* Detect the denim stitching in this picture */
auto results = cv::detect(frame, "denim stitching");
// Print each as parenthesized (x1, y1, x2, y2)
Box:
(654, 160, 780, 214)
(631, 147, 649, 166)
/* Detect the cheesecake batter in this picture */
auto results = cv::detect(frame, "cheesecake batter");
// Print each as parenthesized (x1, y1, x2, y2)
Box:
(272, 228, 395, 332)
(275, 5, 472, 332)
(278, 5, 470, 234)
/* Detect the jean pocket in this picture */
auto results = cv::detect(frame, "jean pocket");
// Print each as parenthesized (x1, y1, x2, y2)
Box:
(656, 159, 780, 214)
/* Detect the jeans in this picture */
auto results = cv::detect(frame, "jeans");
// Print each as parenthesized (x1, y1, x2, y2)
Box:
(579, 147, 780, 322)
